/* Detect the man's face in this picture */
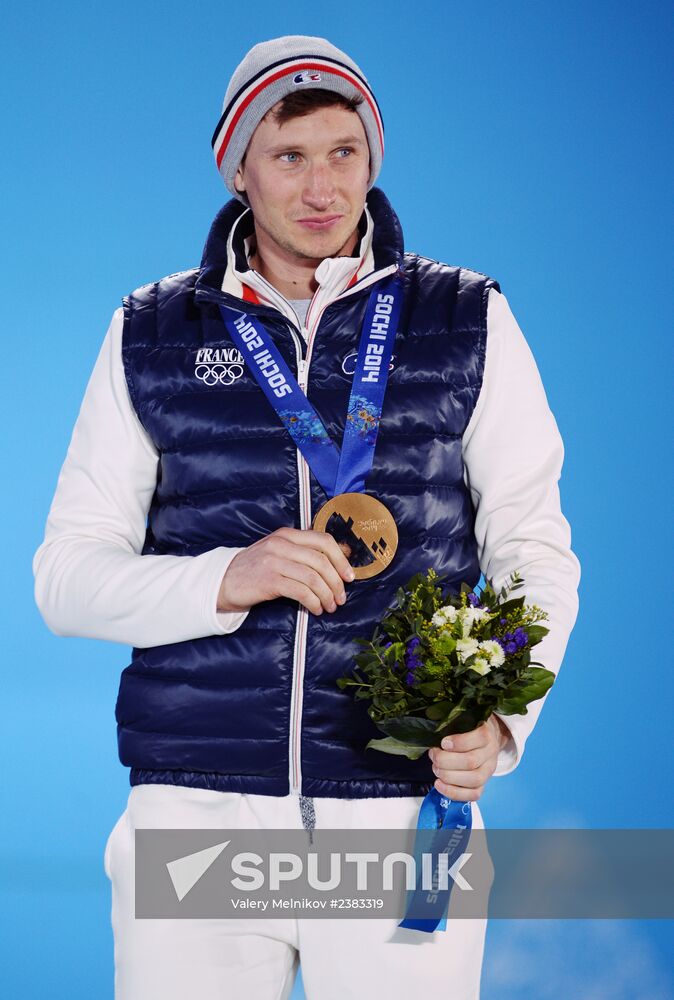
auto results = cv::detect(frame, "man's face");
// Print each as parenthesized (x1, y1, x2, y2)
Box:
(235, 103, 370, 264)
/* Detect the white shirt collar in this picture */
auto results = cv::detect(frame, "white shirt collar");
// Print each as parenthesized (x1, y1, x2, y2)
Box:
(221, 207, 376, 334)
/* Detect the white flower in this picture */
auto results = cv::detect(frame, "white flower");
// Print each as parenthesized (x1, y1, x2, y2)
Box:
(457, 605, 493, 636)
(460, 607, 481, 637)
(456, 637, 480, 661)
(469, 657, 491, 676)
(431, 605, 458, 627)
(478, 640, 505, 667)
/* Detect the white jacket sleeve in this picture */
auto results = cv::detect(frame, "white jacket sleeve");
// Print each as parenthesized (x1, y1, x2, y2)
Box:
(32, 307, 250, 647)
(462, 287, 581, 776)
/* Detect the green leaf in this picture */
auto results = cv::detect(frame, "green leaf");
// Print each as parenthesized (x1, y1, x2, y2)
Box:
(435, 706, 490, 738)
(496, 667, 555, 715)
(365, 737, 429, 759)
(417, 680, 445, 696)
(376, 715, 439, 746)
(433, 703, 468, 729)
(425, 700, 453, 721)
(526, 625, 550, 645)
(498, 596, 526, 615)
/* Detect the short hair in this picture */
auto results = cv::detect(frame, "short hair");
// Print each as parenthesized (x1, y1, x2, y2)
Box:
(237, 89, 365, 176)
(269, 88, 364, 125)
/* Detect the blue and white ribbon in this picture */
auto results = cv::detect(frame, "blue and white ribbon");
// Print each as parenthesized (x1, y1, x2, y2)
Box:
(398, 789, 473, 933)
(219, 277, 403, 498)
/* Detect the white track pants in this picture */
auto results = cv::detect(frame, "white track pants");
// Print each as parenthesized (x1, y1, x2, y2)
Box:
(104, 784, 487, 999)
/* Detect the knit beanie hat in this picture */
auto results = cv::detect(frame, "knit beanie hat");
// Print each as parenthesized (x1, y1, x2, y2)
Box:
(212, 35, 384, 202)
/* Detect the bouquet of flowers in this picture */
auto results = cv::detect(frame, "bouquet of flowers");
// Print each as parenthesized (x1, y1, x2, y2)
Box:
(337, 568, 554, 759)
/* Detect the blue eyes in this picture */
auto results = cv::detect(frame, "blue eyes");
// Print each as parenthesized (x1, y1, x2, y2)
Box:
(279, 149, 352, 163)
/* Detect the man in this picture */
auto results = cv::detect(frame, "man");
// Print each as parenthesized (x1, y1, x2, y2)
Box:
(33, 34, 580, 1000)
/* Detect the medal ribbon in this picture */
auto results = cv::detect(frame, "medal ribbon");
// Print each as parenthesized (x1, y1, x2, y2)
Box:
(398, 791, 473, 933)
(218, 276, 403, 498)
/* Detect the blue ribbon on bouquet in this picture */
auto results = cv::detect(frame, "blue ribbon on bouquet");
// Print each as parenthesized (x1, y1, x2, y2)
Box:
(398, 789, 473, 933)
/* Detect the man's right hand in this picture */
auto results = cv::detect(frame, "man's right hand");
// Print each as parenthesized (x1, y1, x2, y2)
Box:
(217, 527, 355, 616)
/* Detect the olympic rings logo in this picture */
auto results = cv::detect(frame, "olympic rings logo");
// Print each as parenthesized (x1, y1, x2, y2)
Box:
(342, 352, 397, 376)
(194, 363, 244, 386)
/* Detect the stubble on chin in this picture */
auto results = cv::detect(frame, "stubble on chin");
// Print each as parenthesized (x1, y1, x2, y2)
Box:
(259, 214, 358, 265)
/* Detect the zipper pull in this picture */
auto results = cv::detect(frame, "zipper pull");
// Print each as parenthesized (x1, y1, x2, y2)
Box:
(298, 359, 307, 384)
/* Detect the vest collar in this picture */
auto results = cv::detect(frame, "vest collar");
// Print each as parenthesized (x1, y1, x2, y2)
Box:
(196, 186, 404, 317)
(219, 206, 375, 333)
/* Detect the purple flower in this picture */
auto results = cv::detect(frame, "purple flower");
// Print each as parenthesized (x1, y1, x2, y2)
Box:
(496, 628, 527, 653)
(514, 628, 528, 649)
(494, 631, 523, 656)
(383, 641, 393, 649)
(468, 593, 480, 607)
(405, 637, 423, 685)
(500, 618, 507, 625)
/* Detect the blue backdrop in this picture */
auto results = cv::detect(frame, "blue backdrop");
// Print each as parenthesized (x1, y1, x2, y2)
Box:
(2, 1, 671, 996)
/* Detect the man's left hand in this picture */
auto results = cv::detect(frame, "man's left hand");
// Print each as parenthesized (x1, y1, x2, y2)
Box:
(427, 716, 510, 802)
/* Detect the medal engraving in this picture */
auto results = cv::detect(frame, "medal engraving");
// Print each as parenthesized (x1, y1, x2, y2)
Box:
(313, 493, 398, 580)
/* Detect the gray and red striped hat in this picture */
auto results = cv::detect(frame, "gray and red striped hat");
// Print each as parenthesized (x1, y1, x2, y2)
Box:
(212, 35, 384, 203)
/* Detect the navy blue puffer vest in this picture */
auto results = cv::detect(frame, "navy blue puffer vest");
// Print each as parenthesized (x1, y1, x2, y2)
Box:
(115, 188, 500, 799)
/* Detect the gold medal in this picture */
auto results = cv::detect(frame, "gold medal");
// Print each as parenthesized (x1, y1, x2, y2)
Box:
(312, 492, 398, 580)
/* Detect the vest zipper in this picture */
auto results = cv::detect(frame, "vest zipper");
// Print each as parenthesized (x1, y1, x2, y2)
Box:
(201, 264, 397, 795)
(284, 267, 398, 796)
(287, 327, 311, 796)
